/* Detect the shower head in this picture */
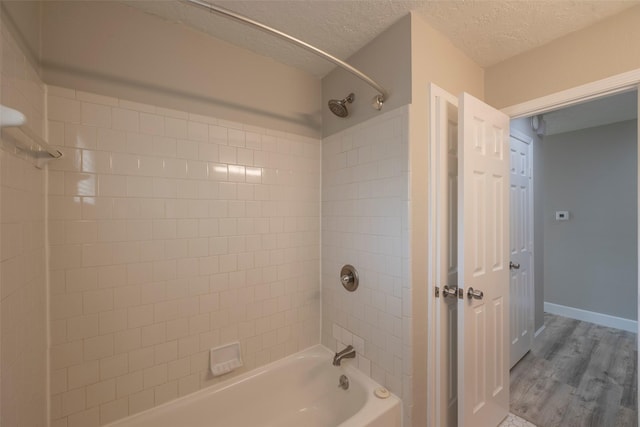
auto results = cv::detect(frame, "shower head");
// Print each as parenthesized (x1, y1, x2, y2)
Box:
(328, 93, 355, 118)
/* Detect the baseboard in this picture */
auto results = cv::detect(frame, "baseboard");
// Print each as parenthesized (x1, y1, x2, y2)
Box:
(544, 302, 637, 333)
(534, 324, 546, 338)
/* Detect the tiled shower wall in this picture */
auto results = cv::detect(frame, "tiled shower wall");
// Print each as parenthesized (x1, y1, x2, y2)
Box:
(46, 87, 321, 426)
(0, 18, 48, 427)
(320, 107, 411, 423)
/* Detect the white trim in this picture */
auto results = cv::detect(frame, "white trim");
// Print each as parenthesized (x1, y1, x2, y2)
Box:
(427, 83, 458, 427)
(637, 87, 640, 415)
(502, 68, 640, 118)
(509, 127, 533, 145)
(544, 302, 637, 333)
(534, 325, 545, 338)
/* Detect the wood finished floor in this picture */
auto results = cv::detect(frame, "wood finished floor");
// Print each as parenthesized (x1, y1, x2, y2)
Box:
(510, 313, 637, 427)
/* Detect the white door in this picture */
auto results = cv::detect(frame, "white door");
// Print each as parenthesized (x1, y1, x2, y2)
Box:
(430, 85, 459, 427)
(457, 92, 510, 427)
(509, 133, 533, 368)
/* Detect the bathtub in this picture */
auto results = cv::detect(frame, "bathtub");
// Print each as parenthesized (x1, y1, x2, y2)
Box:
(105, 345, 401, 427)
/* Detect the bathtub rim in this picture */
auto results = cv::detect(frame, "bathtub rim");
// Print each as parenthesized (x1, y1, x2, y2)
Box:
(103, 344, 401, 427)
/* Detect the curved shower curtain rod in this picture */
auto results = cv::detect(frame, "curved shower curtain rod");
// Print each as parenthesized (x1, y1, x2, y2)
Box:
(183, 0, 389, 110)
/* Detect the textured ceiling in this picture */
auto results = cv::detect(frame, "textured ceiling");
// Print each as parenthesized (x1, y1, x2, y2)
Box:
(124, 0, 638, 78)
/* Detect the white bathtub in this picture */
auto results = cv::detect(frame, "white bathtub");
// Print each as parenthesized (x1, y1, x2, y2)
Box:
(106, 345, 401, 427)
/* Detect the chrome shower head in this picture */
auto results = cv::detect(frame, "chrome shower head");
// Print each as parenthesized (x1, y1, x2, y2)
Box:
(328, 93, 355, 118)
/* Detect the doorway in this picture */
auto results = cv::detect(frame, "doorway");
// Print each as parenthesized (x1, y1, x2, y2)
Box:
(427, 71, 640, 427)
(509, 90, 638, 426)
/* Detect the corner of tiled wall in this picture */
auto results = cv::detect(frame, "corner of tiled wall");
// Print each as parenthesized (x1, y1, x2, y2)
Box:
(320, 106, 411, 425)
(45, 85, 322, 426)
(0, 16, 49, 427)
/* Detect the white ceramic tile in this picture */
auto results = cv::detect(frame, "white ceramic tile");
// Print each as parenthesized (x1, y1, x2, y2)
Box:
(118, 99, 156, 114)
(100, 354, 128, 380)
(188, 113, 217, 126)
(112, 108, 140, 132)
(140, 113, 165, 136)
(153, 136, 177, 158)
(81, 150, 111, 174)
(77, 91, 118, 107)
(85, 379, 116, 408)
(218, 146, 237, 164)
(321, 109, 409, 408)
(187, 121, 208, 142)
(208, 125, 227, 144)
(48, 85, 77, 99)
(97, 128, 127, 153)
(96, 175, 125, 198)
(187, 161, 208, 180)
(61, 388, 86, 417)
(157, 107, 188, 120)
(65, 173, 97, 197)
(82, 102, 112, 128)
(126, 132, 154, 156)
(44, 87, 322, 424)
(177, 140, 199, 160)
(237, 148, 254, 166)
(164, 118, 187, 139)
(48, 95, 81, 123)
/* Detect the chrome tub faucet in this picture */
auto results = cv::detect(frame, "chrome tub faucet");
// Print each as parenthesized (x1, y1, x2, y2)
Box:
(333, 345, 356, 366)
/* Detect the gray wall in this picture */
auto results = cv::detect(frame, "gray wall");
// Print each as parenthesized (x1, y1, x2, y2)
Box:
(542, 120, 637, 321)
(321, 14, 412, 138)
(510, 118, 546, 332)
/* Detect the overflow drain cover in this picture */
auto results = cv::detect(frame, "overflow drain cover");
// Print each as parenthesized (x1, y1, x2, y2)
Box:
(374, 387, 390, 399)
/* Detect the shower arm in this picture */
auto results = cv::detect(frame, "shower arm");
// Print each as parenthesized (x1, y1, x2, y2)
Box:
(183, 0, 389, 109)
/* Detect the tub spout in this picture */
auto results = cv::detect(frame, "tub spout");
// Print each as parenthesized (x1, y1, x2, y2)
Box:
(333, 345, 356, 366)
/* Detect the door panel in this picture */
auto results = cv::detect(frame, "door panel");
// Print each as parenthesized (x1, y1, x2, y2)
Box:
(458, 92, 510, 427)
(509, 135, 533, 367)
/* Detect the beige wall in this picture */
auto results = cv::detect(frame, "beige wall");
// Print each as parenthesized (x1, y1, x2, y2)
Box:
(409, 12, 484, 426)
(322, 15, 412, 138)
(41, 1, 321, 138)
(486, 5, 640, 109)
(1, 1, 42, 69)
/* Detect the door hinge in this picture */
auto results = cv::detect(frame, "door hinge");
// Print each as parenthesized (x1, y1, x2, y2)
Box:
(458, 288, 464, 299)
(435, 286, 440, 298)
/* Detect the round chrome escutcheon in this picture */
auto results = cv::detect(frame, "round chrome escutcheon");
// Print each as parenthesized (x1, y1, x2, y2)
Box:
(340, 264, 359, 292)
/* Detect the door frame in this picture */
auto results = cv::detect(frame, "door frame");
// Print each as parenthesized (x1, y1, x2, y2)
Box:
(427, 68, 640, 426)
(427, 83, 459, 427)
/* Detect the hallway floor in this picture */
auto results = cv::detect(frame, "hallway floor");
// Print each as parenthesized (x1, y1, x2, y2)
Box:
(510, 313, 637, 427)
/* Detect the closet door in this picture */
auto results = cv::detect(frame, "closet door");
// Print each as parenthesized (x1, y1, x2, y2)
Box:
(509, 133, 533, 368)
